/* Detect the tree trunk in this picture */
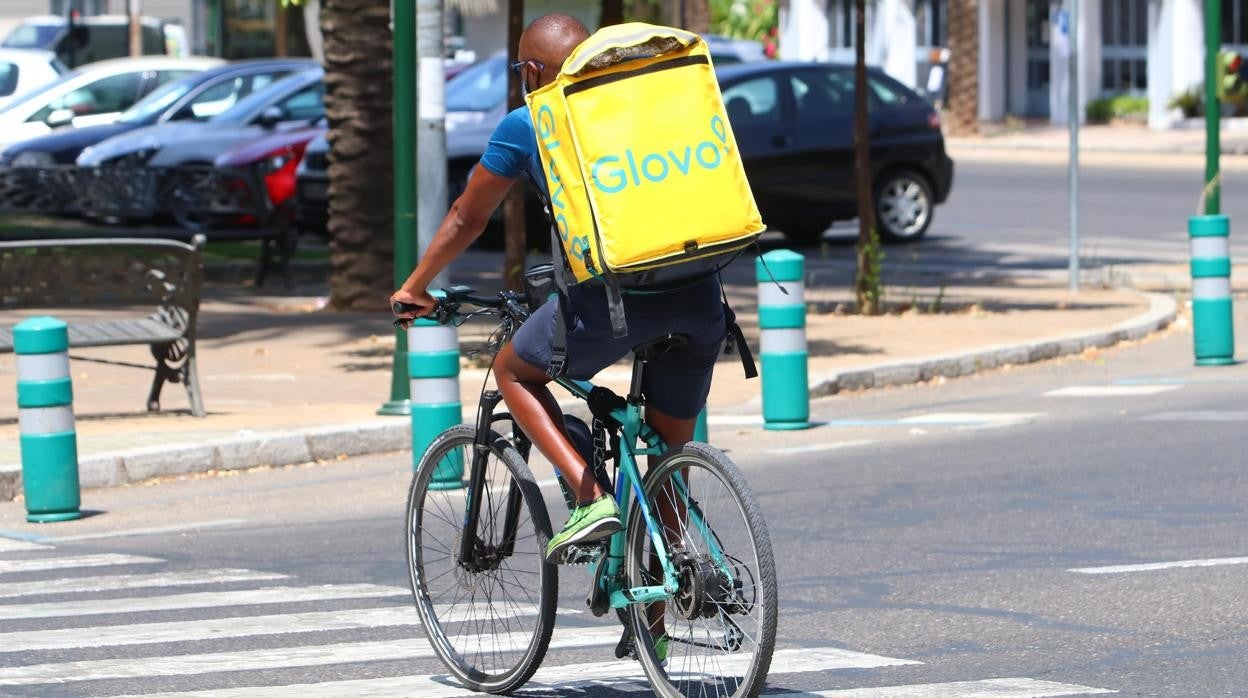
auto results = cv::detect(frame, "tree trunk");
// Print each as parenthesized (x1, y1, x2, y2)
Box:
(501, 0, 526, 291)
(852, 0, 879, 315)
(323, 0, 395, 310)
(600, 0, 624, 28)
(946, 0, 979, 135)
(682, 0, 710, 33)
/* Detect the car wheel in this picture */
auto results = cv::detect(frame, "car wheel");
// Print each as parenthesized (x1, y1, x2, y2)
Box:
(874, 170, 933, 243)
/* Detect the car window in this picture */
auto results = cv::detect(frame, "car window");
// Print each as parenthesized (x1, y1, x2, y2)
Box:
(0, 62, 18, 97)
(868, 75, 909, 106)
(188, 76, 245, 118)
(119, 78, 192, 123)
(2, 23, 62, 49)
(789, 70, 853, 120)
(721, 76, 782, 126)
(275, 83, 324, 122)
(155, 70, 198, 88)
(29, 71, 144, 122)
(445, 55, 506, 112)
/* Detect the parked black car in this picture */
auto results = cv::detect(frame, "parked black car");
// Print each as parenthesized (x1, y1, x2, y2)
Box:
(0, 58, 316, 168)
(717, 61, 954, 242)
(298, 60, 954, 245)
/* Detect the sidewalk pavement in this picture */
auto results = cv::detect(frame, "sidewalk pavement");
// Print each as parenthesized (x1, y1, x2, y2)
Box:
(948, 121, 1248, 156)
(0, 255, 1178, 501)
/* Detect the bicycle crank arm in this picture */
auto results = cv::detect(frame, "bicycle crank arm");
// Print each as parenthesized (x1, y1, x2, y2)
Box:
(609, 585, 672, 609)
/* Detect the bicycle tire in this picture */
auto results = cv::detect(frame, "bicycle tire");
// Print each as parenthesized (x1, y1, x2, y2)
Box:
(406, 424, 558, 694)
(624, 441, 778, 698)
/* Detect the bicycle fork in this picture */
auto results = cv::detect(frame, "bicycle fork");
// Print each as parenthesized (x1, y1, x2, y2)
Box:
(458, 390, 525, 572)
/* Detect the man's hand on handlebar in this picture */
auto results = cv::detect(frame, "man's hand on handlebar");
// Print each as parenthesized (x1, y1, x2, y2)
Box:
(390, 287, 436, 329)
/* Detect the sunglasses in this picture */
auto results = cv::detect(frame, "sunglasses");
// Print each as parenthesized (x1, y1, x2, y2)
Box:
(509, 59, 546, 76)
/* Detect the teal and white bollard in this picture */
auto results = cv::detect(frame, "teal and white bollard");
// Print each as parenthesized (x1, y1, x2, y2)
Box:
(408, 315, 464, 489)
(1189, 214, 1236, 365)
(694, 406, 708, 442)
(756, 249, 810, 430)
(14, 316, 82, 522)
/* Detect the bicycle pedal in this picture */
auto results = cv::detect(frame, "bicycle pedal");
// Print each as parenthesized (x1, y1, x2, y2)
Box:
(561, 543, 605, 566)
(614, 627, 635, 660)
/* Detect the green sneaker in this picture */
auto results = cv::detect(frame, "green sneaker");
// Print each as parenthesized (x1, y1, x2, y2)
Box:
(545, 495, 621, 563)
(653, 633, 670, 664)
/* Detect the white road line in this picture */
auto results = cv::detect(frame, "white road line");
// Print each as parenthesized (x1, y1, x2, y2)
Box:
(0, 627, 622, 686)
(0, 569, 288, 599)
(1070, 557, 1248, 575)
(898, 413, 1044, 426)
(0, 605, 581, 652)
(708, 414, 764, 426)
(779, 677, 1114, 697)
(0, 554, 163, 575)
(770, 440, 875, 455)
(1044, 386, 1180, 397)
(0, 538, 52, 553)
(1140, 411, 1248, 422)
(0, 584, 407, 621)
(46, 519, 248, 543)
(121, 646, 919, 697)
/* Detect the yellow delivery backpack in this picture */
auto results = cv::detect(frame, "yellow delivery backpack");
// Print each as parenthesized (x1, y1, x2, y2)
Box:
(525, 23, 765, 351)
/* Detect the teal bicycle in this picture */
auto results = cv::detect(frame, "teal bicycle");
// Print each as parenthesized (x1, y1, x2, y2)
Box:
(400, 283, 777, 697)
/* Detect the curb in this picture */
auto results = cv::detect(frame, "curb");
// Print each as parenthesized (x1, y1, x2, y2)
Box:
(0, 292, 1177, 501)
(1, 421, 410, 502)
(808, 291, 1177, 398)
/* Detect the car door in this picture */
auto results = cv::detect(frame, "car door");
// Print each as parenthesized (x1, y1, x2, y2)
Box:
(784, 66, 856, 221)
(718, 72, 794, 228)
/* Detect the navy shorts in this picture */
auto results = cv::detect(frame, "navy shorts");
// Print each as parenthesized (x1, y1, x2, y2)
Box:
(512, 276, 726, 420)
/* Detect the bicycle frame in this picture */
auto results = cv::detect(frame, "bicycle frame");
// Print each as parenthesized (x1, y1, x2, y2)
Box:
(439, 291, 731, 612)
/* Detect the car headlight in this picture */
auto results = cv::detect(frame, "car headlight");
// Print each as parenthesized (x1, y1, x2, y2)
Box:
(11, 150, 55, 168)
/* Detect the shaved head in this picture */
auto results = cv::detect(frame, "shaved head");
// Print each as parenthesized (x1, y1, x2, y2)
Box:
(518, 13, 589, 86)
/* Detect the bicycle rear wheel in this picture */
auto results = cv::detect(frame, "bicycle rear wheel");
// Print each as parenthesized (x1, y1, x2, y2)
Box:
(624, 441, 777, 698)
(406, 424, 558, 694)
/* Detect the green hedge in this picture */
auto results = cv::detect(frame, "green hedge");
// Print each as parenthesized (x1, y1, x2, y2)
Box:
(1086, 94, 1149, 124)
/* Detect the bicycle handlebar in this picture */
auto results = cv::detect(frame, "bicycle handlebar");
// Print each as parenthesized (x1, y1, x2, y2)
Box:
(392, 286, 529, 326)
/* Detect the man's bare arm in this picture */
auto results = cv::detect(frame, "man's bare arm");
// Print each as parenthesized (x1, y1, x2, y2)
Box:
(391, 164, 518, 318)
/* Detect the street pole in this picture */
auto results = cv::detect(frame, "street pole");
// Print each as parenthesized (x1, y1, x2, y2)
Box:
(1206, 0, 1221, 215)
(417, 0, 447, 288)
(1067, 0, 1080, 293)
(379, 0, 416, 416)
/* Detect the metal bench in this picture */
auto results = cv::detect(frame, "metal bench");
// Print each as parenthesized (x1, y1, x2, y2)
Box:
(0, 235, 207, 418)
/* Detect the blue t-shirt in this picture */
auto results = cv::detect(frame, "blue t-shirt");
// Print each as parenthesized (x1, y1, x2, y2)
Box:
(479, 107, 544, 193)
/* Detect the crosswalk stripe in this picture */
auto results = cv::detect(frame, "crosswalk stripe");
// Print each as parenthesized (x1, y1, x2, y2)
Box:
(898, 413, 1044, 427)
(0, 538, 52, 553)
(0, 569, 288, 599)
(121, 646, 919, 697)
(778, 677, 1115, 696)
(0, 554, 163, 575)
(0, 627, 623, 686)
(0, 605, 581, 652)
(769, 440, 875, 455)
(0, 584, 407, 621)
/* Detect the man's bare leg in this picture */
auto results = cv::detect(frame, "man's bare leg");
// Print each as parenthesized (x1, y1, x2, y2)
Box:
(494, 342, 607, 503)
(643, 405, 698, 643)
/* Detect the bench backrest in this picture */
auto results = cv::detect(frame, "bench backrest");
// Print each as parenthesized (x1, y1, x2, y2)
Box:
(0, 235, 205, 338)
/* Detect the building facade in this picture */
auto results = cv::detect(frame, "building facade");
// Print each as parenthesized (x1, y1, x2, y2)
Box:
(780, 0, 1237, 128)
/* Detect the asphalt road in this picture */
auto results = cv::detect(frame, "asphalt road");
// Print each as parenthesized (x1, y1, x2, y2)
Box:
(1, 308, 1246, 696)
(810, 157, 1248, 273)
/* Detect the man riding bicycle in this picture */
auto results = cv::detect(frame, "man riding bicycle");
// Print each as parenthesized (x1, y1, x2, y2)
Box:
(390, 13, 727, 565)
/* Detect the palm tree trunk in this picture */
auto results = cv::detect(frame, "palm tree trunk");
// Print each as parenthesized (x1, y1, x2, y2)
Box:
(946, 0, 979, 135)
(322, 0, 395, 310)
(682, 0, 710, 33)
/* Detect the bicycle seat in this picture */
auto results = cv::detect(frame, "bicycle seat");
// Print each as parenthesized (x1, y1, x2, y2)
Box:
(632, 333, 690, 361)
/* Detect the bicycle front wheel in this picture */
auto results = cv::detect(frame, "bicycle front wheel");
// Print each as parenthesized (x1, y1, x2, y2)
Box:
(406, 424, 558, 694)
(625, 441, 778, 698)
